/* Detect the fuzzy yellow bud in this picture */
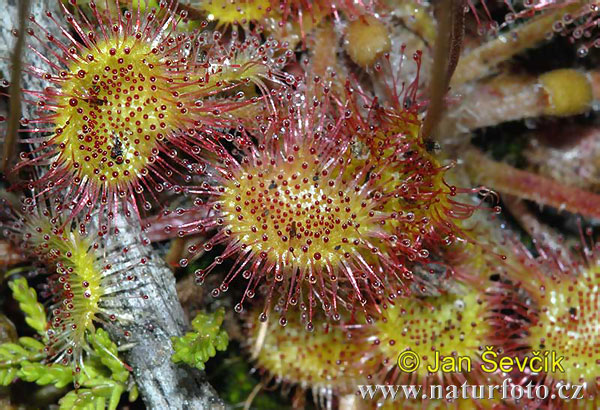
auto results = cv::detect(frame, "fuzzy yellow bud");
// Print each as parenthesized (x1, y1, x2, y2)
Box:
(345, 16, 391, 67)
(539, 69, 593, 117)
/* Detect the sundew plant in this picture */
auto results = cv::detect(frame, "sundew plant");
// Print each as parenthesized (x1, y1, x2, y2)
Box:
(0, 0, 600, 409)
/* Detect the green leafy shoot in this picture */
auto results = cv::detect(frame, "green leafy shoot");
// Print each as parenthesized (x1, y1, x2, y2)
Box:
(0, 279, 49, 387)
(88, 328, 130, 384)
(19, 360, 74, 388)
(56, 329, 132, 410)
(171, 308, 229, 370)
(0, 278, 137, 409)
(58, 377, 126, 410)
(0, 336, 45, 386)
(8, 278, 47, 336)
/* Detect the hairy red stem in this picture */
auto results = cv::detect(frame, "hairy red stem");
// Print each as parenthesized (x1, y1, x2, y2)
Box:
(465, 149, 600, 220)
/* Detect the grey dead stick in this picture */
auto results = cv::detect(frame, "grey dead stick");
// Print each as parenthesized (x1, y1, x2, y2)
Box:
(1, 0, 47, 117)
(103, 214, 224, 410)
(1, 0, 62, 125)
(1, 0, 223, 408)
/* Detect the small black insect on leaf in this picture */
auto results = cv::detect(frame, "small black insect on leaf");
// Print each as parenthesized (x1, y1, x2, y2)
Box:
(111, 133, 123, 161)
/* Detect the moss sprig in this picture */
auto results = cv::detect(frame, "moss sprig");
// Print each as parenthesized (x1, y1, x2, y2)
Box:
(8, 278, 46, 336)
(0, 278, 137, 409)
(171, 308, 229, 371)
(58, 329, 137, 410)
